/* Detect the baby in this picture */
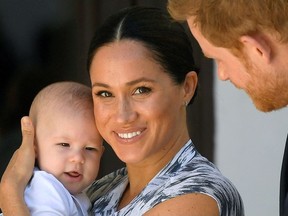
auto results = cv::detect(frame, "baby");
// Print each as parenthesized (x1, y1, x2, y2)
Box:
(19, 81, 103, 215)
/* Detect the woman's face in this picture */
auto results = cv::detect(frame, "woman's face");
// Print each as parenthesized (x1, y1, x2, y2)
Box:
(90, 40, 194, 166)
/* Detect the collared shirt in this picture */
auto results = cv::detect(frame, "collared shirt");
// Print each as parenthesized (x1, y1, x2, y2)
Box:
(25, 169, 91, 216)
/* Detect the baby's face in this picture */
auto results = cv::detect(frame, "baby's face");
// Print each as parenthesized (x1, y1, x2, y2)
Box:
(35, 107, 103, 195)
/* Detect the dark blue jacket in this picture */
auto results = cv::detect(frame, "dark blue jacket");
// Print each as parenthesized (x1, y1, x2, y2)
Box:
(280, 134, 288, 216)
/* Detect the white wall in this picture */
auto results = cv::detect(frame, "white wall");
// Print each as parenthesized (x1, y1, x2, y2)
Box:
(214, 64, 288, 216)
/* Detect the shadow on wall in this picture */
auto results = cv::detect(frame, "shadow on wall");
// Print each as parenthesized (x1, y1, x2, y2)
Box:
(0, 21, 79, 179)
(0, 67, 63, 178)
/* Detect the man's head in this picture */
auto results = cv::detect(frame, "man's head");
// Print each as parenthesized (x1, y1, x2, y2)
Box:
(167, 0, 288, 112)
(168, 0, 288, 50)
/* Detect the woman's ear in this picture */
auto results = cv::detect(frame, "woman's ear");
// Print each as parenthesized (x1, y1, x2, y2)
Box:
(101, 145, 105, 156)
(183, 71, 198, 104)
(240, 34, 272, 64)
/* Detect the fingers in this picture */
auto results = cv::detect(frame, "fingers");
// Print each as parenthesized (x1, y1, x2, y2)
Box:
(18, 116, 36, 180)
(21, 116, 35, 148)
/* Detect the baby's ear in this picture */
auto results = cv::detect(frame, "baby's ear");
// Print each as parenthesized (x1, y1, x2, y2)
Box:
(240, 34, 272, 64)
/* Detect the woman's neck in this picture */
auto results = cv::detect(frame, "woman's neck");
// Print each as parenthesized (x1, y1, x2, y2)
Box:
(118, 137, 190, 210)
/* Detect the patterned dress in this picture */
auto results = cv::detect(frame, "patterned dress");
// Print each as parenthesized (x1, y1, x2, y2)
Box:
(87, 140, 244, 216)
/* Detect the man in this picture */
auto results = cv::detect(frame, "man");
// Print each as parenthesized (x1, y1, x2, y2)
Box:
(167, 0, 288, 215)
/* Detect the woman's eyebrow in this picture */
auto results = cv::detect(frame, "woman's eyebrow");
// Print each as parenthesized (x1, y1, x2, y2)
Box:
(92, 78, 156, 88)
(126, 77, 156, 86)
(92, 82, 109, 88)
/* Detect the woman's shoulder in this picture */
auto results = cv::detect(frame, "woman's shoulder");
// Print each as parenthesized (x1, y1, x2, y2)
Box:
(151, 143, 244, 215)
(174, 148, 243, 198)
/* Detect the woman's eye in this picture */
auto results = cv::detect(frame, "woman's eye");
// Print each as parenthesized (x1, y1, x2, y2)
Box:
(134, 86, 151, 95)
(95, 91, 112, 98)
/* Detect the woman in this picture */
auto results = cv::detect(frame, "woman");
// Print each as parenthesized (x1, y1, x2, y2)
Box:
(0, 7, 244, 216)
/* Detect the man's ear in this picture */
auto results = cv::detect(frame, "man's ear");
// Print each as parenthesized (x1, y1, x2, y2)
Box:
(240, 34, 272, 63)
(183, 71, 198, 103)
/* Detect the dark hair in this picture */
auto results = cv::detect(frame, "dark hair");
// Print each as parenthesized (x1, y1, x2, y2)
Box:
(87, 6, 199, 103)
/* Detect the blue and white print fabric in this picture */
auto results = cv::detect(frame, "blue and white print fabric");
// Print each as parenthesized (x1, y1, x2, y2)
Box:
(87, 140, 244, 216)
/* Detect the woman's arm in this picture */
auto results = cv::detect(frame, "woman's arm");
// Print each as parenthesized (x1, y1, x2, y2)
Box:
(144, 193, 219, 216)
(0, 117, 35, 216)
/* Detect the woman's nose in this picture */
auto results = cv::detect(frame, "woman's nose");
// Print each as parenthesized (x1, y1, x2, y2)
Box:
(115, 97, 137, 124)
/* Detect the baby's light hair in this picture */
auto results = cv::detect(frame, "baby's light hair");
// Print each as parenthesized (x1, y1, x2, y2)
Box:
(29, 81, 93, 126)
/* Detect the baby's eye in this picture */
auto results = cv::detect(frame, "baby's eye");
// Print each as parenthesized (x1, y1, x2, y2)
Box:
(85, 147, 97, 151)
(59, 143, 70, 147)
(95, 91, 112, 98)
(134, 86, 151, 95)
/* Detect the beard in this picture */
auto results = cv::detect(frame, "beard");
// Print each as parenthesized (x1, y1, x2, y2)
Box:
(244, 61, 288, 112)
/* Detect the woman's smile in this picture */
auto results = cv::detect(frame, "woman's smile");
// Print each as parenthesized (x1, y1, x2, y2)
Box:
(117, 131, 142, 139)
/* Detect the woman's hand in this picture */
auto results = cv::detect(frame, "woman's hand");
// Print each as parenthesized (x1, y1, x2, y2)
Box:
(0, 116, 35, 215)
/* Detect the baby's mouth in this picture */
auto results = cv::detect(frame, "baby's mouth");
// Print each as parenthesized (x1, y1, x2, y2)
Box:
(65, 171, 81, 177)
